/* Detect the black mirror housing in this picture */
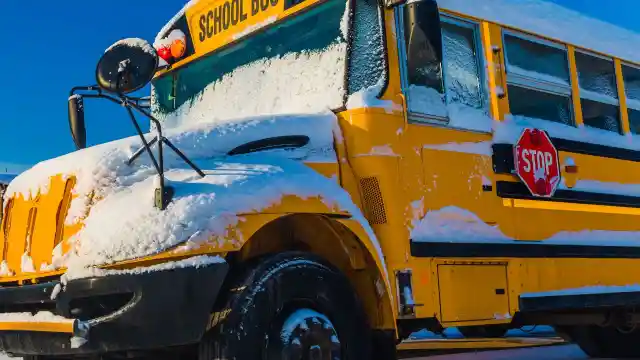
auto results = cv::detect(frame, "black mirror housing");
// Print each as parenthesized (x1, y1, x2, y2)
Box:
(68, 94, 87, 150)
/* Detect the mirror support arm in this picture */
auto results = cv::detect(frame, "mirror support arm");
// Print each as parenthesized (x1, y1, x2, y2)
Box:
(68, 85, 205, 210)
(126, 100, 206, 178)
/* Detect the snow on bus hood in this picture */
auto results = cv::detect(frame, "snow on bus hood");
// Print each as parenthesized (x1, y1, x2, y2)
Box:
(4, 112, 383, 270)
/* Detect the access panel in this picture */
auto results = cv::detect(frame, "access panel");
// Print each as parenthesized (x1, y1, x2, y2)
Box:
(438, 264, 510, 323)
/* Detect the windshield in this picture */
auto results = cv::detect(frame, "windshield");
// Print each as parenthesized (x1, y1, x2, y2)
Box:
(152, 0, 348, 127)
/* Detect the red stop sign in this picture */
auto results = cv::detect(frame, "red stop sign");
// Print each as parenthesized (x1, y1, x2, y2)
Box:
(514, 128, 561, 197)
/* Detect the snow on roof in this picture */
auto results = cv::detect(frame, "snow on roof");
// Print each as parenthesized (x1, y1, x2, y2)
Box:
(105, 38, 156, 55)
(440, 0, 640, 64)
(155, 0, 199, 46)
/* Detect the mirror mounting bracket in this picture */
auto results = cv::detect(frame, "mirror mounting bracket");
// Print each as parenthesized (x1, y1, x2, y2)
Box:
(68, 86, 205, 210)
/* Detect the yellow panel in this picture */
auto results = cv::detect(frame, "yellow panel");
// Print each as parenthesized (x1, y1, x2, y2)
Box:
(480, 22, 508, 120)
(567, 46, 584, 126)
(5, 197, 30, 273)
(185, 0, 325, 64)
(0, 320, 75, 334)
(438, 265, 509, 323)
(615, 58, 631, 134)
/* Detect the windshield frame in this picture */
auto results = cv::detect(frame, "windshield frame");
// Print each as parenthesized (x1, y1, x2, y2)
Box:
(150, 0, 388, 117)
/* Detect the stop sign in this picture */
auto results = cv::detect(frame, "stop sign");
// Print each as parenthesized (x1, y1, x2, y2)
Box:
(514, 128, 561, 197)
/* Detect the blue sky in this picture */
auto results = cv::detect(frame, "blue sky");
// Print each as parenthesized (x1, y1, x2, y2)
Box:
(1, 0, 639, 172)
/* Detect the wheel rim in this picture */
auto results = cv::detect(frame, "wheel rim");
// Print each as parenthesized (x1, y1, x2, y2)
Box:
(275, 308, 341, 360)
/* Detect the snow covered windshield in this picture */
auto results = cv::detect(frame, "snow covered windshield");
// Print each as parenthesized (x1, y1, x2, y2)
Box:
(152, 0, 349, 129)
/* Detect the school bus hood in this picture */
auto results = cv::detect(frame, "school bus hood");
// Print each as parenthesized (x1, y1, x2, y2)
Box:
(0, 112, 344, 277)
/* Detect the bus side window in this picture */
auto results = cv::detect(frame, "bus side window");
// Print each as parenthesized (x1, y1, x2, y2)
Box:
(623, 64, 640, 135)
(402, 11, 488, 128)
(575, 51, 621, 133)
(503, 32, 573, 126)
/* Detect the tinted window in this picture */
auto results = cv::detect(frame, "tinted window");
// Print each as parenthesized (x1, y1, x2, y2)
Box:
(406, 19, 485, 120)
(574, 52, 620, 133)
(629, 108, 640, 134)
(508, 85, 572, 125)
(575, 52, 618, 100)
(152, 0, 346, 114)
(504, 34, 569, 84)
(581, 99, 621, 133)
(623, 64, 640, 108)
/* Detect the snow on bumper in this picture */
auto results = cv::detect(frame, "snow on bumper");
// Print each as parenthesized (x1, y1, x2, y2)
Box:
(0, 258, 229, 356)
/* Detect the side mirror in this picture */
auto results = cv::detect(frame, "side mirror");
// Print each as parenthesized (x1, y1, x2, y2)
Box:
(403, 0, 443, 91)
(96, 38, 159, 94)
(68, 95, 87, 149)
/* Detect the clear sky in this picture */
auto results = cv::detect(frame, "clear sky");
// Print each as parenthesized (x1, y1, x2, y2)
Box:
(0, 0, 639, 172)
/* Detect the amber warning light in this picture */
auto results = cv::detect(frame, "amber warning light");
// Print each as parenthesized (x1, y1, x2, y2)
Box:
(154, 29, 187, 64)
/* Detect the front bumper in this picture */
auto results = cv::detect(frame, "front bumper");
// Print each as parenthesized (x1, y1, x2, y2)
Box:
(0, 260, 228, 356)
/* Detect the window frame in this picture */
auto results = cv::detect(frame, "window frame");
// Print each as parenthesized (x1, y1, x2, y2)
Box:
(574, 49, 619, 107)
(395, 8, 490, 132)
(440, 15, 489, 112)
(622, 62, 640, 112)
(502, 29, 575, 126)
(151, 0, 381, 116)
(502, 29, 573, 98)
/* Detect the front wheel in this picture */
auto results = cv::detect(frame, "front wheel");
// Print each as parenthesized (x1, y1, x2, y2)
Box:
(199, 252, 381, 360)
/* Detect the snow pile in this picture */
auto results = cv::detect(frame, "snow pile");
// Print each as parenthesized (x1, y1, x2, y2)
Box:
(3, 112, 385, 274)
(0, 311, 74, 324)
(407, 85, 447, 118)
(440, 0, 640, 64)
(423, 141, 492, 156)
(159, 43, 347, 129)
(56, 155, 382, 272)
(6, 112, 338, 210)
(105, 38, 155, 56)
(411, 206, 509, 243)
(412, 206, 640, 246)
(406, 85, 493, 132)
(154, 0, 199, 45)
(346, 78, 400, 113)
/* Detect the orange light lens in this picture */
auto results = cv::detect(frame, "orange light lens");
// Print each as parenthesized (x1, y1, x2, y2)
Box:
(171, 39, 186, 59)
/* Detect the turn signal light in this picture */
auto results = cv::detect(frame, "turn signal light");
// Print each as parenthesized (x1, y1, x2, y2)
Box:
(154, 29, 187, 64)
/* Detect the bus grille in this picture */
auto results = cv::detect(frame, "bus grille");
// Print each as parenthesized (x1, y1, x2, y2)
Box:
(359, 177, 387, 225)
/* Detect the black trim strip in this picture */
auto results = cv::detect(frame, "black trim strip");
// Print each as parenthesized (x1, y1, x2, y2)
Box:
(519, 291, 640, 312)
(493, 138, 640, 175)
(496, 181, 640, 208)
(551, 137, 640, 162)
(410, 241, 640, 259)
(492, 143, 514, 174)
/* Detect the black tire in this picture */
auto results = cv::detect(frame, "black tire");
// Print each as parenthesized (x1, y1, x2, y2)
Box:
(563, 324, 640, 358)
(458, 325, 509, 338)
(198, 251, 380, 360)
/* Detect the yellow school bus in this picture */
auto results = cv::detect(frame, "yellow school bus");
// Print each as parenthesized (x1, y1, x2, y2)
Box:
(2, 0, 640, 358)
